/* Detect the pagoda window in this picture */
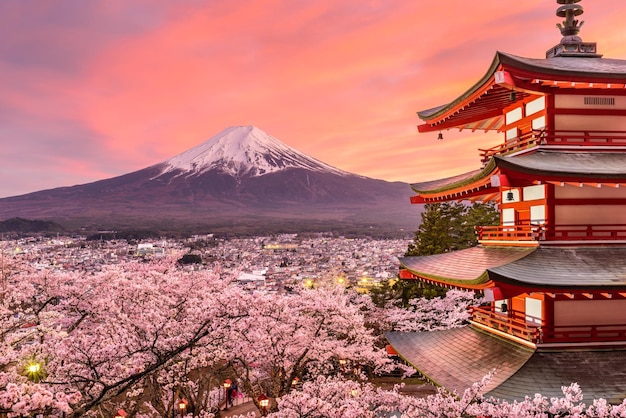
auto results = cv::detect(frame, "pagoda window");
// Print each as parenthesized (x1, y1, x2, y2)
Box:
(502, 207, 515, 226)
(531, 115, 546, 130)
(505, 127, 519, 141)
(523, 185, 546, 201)
(525, 298, 543, 326)
(495, 299, 508, 314)
(525, 97, 545, 116)
(505, 107, 523, 124)
(530, 205, 546, 224)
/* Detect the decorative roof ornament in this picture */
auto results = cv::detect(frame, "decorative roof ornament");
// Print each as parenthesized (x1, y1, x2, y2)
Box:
(556, 0, 584, 39)
(546, 0, 602, 58)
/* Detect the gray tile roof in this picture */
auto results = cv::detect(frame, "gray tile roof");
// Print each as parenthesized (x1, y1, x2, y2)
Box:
(488, 246, 626, 288)
(387, 327, 626, 403)
(499, 52, 626, 79)
(496, 151, 626, 179)
(386, 327, 534, 395)
(488, 349, 626, 403)
(399, 246, 535, 284)
(410, 169, 484, 193)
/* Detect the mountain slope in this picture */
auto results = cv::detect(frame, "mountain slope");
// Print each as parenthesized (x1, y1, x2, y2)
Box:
(0, 126, 420, 234)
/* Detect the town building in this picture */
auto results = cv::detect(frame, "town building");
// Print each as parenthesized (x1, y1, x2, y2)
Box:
(387, 1, 626, 402)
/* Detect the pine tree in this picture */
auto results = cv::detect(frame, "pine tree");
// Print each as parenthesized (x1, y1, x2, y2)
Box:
(405, 202, 499, 256)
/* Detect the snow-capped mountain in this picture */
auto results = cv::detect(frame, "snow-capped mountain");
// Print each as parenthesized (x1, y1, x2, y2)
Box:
(161, 125, 350, 178)
(0, 126, 419, 234)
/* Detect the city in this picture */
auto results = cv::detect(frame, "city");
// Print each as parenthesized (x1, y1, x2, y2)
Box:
(3, 234, 410, 294)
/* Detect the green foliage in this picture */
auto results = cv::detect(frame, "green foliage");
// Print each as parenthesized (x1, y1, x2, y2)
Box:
(177, 253, 203, 265)
(405, 202, 499, 256)
(369, 279, 447, 308)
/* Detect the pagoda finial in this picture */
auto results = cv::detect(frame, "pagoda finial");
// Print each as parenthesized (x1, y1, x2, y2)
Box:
(556, 0, 584, 40)
(546, 0, 601, 58)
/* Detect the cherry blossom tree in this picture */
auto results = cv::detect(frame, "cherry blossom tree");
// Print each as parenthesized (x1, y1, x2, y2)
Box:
(3, 251, 626, 417)
(218, 285, 394, 414)
(381, 289, 481, 333)
(270, 373, 626, 418)
(0, 256, 396, 417)
(1, 256, 245, 417)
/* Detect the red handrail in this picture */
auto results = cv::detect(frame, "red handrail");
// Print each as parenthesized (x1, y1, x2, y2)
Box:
(471, 306, 626, 344)
(476, 224, 626, 242)
(470, 306, 541, 343)
(479, 129, 626, 164)
(540, 323, 626, 344)
(543, 224, 626, 241)
(475, 225, 540, 241)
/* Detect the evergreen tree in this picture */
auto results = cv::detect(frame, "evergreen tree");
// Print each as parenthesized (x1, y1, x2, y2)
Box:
(405, 201, 499, 256)
(384, 202, 499, 308)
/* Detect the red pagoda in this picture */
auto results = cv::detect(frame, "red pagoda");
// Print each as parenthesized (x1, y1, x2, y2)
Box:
(387, 1, 626, 402)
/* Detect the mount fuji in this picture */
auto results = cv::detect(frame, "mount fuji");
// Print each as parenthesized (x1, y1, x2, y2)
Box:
(0, 126, 419, 235)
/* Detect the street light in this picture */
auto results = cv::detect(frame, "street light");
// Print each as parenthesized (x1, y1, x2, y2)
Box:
(258, 394, 269, 416)
(339, 358, 347, 376)
(223, 379, 232, 411)
(178, 398, 187, 417)
(25, 360, 45, 383)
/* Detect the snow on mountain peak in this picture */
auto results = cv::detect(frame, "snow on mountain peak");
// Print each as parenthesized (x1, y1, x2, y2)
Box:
(162, 125, 350, 177)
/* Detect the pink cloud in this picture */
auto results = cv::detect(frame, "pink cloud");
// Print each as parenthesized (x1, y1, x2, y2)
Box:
(1, 0, 626, 197)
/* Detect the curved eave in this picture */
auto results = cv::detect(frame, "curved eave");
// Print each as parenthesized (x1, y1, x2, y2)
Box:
(417, 52, 504, 122)
(411, 159, 498, 202)
(497, 52, 626, 82)
(385, 327, 535, 398)
(487, 246, 626, 289)
(417, 51, 626, 133)
(495, 151, 626, 181)
(399, 246, 536, 289)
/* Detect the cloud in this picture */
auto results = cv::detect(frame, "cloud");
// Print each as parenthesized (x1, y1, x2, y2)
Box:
(1, 0, 625, 198)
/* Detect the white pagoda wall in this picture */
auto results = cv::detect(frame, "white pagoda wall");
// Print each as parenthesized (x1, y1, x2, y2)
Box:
(554, 300, 626, 326)
(555, 115, 626, 131)
(554, 94, 626, 131)
(554, 185, 626, 225)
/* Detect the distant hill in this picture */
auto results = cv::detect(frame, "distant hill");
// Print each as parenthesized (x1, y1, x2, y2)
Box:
(0, 126, 421, 236)
(0, 217, 65, 234)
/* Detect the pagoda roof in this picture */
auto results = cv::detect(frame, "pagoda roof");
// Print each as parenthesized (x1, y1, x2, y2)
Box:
(401, 246, 626, 291)
(495, 150, 626, 181)
(387, 326, 626, 402)
(488, 246, 626, 289)
(417, 51, 626, 133)
(410, 168, 487, 194)
(399, 246, 535, 287)
(410, 150, 626, 201)
(386, 327, 534, 397)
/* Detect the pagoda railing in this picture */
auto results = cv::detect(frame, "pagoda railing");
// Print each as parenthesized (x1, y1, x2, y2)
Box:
(476, 225, 539, 241)
(479, 131, 538, 164)
(479, 130, 626, 164)
(477, 224, 626, 242)
(542, 224, 626, 241)
(471, 306, 626, 344)
(541, 324, 626, 344)
(470, 306, 541, 343)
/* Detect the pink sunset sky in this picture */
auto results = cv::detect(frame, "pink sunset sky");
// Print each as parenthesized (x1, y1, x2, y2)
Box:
(2, 1, 626, 198)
